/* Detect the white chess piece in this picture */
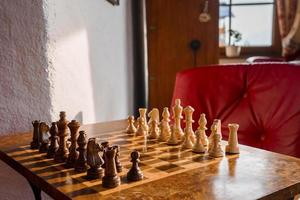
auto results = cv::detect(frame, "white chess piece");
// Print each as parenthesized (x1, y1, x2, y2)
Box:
(192, 129, 206, 153)
(195, 113, 208, 147)
(208, 119, 221, 153)
(172, 99, 184, 140)
(167, 126, 179, 145)
(159, 107, 171, 142)
(226, 123, 240, 154)
(136, 117, 147, 136)
(182, 106, 195, 149)
(209, 131, 224, 158)
(138, 108, 149, 133)
(148, 108, 160, 124)
(126, 116, 137, 134)
(148, 120, 159, 139)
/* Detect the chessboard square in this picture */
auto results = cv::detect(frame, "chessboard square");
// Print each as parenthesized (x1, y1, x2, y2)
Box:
(158, 154, 181, 162)
(156, 163, 184, 173)
(192, 155, 214, 162)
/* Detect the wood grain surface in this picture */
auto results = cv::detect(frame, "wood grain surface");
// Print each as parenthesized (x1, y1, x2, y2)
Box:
(1, 120, 300, 200)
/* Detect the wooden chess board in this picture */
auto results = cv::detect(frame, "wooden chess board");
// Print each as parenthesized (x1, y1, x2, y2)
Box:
(2, 120, 300, 200)
(6, 128, 237, 199)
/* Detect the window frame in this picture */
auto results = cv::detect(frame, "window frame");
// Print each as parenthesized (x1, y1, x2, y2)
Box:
(219, 0, 281, 57)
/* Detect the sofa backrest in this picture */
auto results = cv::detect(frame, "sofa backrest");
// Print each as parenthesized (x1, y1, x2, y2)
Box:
(171, 63, 300, 157)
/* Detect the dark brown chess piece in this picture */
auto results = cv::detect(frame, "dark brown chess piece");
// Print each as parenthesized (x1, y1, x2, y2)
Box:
(102, 146, 121, 188)
(113, 145, 123, 173)
(66, 120, 80, 167)
(39, 122, 50, 153)
(101, 141, 109, 168)
(54, 111, 69, 163)
(30, 120, 40, 149)
(86, 138, 104, 179)
(127, 150, 143, 182)
(47, 122, 59, 158)
(74, 131, 88, 172)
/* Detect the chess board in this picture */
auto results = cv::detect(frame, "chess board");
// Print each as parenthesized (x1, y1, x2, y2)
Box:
(7, 128, 236, 199)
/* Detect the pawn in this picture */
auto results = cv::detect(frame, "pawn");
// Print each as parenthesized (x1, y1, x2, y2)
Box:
(126, 116, 137, 134)
(74, 131, 88, 172)
(113, 145, 123, 173)
(47, 122, 59, 158)
(192, 130, 206, 153)
(87, 138, 104, 179)
(148, 120, 159, 139)
(226, 123, 240, 154)
(167, 126, 179, 145)
(102, 146, 121, 188)
(127, 150, 143, 182)
(136, 117, 147, 136)
(39, 122, 50, 153)
(209, 131, 224, 158)
(159, 107, 171, 142)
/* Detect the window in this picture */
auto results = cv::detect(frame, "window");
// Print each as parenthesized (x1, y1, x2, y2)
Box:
(219, 0, 276, 49)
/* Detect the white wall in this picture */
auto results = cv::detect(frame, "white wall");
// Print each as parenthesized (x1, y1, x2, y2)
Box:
(0, 0, 134, 135)
(44, 0, 134, 124)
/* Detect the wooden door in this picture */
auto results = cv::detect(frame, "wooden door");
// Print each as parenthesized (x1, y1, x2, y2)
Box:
(146, 0, 219, 110)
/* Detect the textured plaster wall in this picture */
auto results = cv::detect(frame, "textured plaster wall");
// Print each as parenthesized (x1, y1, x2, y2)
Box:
(0, 0, 51, 135)
(44, 0, 134, 124)
(0, 0, 134, 135)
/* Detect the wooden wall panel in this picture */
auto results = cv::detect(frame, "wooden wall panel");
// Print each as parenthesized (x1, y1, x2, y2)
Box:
(146, 0, 219, 110)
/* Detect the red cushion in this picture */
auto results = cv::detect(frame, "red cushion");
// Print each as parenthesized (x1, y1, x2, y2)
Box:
(171, 63, 300, 157)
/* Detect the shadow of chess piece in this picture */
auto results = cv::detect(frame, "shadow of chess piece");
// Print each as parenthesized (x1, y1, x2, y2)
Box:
(39, 122, 50, 153)
(30, 120, 41, 149)
(74, 131, 88, 172)
(87, 138, 104, 179)
(54, 111, 69, 163)
(102, 146, 121, 188)
(66, 120, 80, 168)
(101, 141, 109, 169)
(113, 145, 123, 173)
(47, 122, 59, 158)
(127, 150, 143, 182)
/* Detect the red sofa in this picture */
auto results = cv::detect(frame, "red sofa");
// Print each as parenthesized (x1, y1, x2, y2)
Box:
(171, 63, 300, 158)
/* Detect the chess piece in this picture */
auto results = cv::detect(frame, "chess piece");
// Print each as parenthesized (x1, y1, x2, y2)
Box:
(172, 99, 184, 140)
(182, 106, 195, 149)
(226, 123, 240, 154)
(87, 138, 104, 179)
(148, 108, 160, 132)
(113, 145, 123, 173)
(148, 120, 159, 139)
(192, 129, 206, 153)
(30, 120, 40, 149)
(195, 113, 208, 147)
(127, 150, 143, 182)
(208, 119, 221, 153)
(126, 116, 137, 134)
(75, 131, 88, 172)
(138, 108, 149, 133)
(47, 122, 59, 158)
(209, 127, 224, 158)
(66, 120, 80, 167)
(136, 117, 147, 136)
(159, 107, 171, 142)
(167, 126, 179, 145)
(54, 111, 69, 162)
(102, 146, 121, 188)
(101, 141, 109, 168)
(39, 122, 50, 153)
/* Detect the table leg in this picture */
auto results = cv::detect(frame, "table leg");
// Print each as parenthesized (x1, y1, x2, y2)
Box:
(28, 180, 42, 200)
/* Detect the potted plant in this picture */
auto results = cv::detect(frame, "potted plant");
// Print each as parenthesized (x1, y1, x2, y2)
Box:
(225, 29, 242, 57)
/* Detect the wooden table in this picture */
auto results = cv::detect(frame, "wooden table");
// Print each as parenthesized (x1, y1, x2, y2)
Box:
(1, 119, 300, 200)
